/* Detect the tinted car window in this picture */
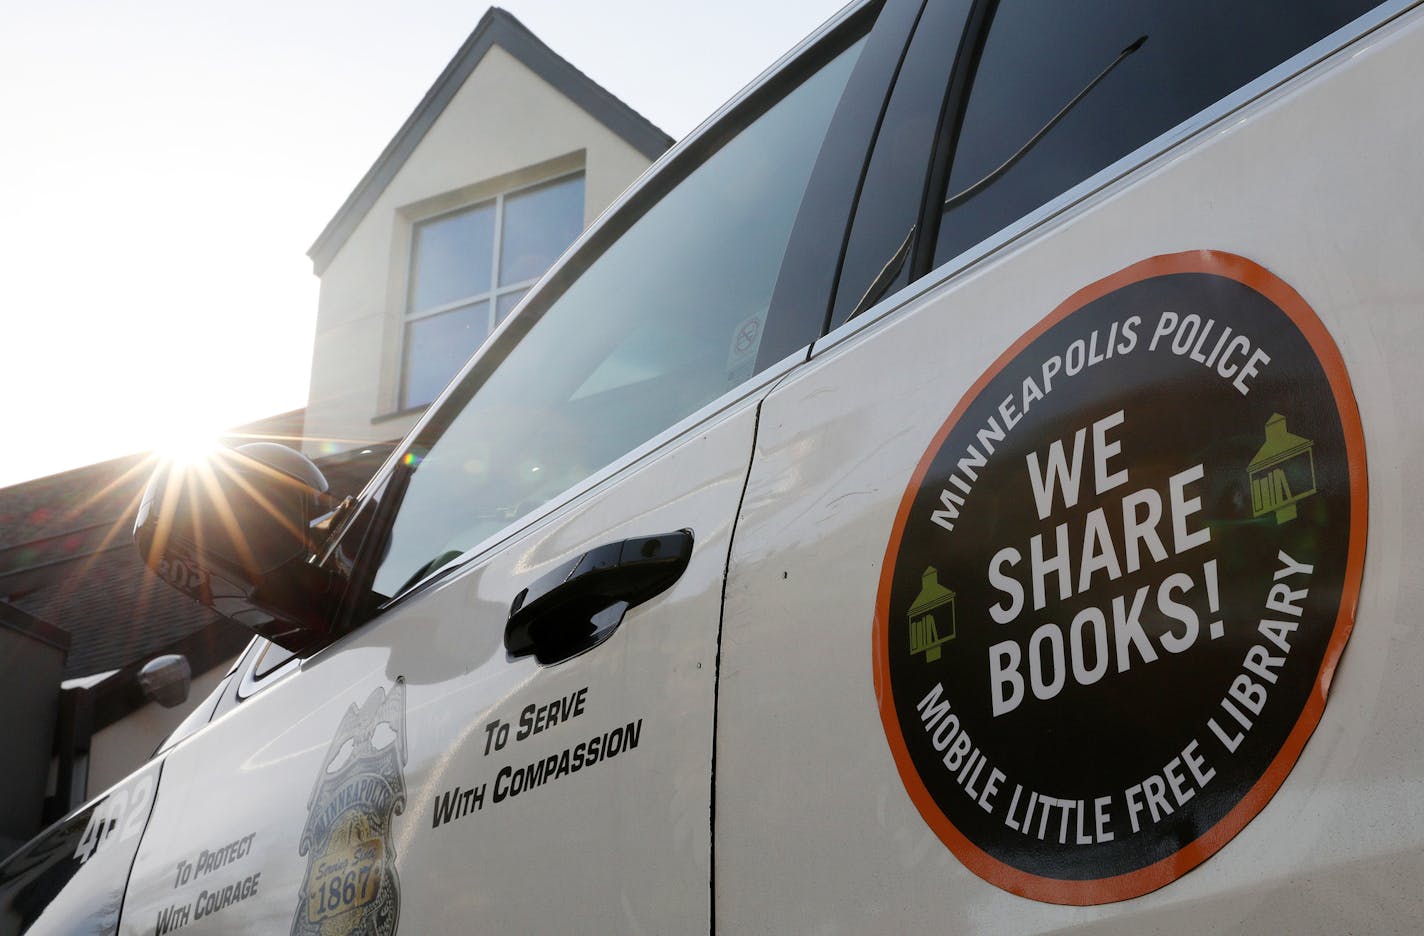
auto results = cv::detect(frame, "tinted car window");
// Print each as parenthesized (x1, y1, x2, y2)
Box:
(367, 35, 868, 601)
(828, 0, 976, 329)
(932, 0, 1381, 267)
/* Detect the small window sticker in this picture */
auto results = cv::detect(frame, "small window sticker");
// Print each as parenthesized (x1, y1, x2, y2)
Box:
(726, 311, 766, 386)
(874, 252, 1366, 904)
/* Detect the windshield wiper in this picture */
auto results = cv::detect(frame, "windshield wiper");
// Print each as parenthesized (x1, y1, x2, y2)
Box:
(850, 223, 917, 321)
(848, 34, 1148, 320)
(942, 34, 1147, 210)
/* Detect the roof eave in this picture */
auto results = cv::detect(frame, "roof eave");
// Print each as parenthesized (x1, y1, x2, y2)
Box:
(306, 7, 673, 276)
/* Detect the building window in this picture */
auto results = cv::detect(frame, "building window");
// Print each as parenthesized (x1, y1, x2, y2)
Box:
(402, 172, 585, 409)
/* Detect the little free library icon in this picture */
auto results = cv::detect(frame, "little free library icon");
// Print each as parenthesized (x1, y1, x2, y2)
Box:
(908, 567, 956, 663)
(1249, 413, 1316, 524)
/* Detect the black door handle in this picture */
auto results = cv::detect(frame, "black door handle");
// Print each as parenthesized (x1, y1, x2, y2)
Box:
(505, 530, 693, 665)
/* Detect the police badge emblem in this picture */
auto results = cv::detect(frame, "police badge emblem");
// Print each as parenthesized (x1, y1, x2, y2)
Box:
(292, 678, 407, 935)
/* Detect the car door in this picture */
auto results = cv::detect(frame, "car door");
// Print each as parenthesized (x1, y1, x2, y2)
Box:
(719, 0, 1418, 931)
(114, 4, 917, 933)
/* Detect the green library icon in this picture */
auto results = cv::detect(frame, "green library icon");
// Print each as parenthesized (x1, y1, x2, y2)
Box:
(1248, 413, 1317, 524)
(908, 566, 956, 663)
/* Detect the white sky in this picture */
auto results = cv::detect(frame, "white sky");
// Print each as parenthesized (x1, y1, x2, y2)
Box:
(0, 0, 849, 489)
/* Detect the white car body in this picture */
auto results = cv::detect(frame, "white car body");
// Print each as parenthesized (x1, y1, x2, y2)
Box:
(5, 1, 1421, 933)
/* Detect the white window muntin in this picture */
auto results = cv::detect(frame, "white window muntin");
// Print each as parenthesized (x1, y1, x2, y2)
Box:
(402, 170, 585, 408)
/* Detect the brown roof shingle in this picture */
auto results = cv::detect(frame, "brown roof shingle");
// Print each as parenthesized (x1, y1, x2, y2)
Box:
(0, 410, 390, 680)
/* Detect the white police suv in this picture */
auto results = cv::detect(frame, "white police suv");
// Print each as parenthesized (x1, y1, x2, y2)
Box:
(4, 0, 1420, 931)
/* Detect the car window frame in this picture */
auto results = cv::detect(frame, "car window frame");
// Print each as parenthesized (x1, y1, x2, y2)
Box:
(151, 636, 298, 757)
(223, 639, 300, 711)
(822, 0, 984, 328)
(814, 0, 1415, 355)
(759, 0, 933, 353)
(315, 0, 916, 624)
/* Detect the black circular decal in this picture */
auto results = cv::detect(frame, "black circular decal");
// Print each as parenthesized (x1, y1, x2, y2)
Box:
(874, 252, 1366, 904)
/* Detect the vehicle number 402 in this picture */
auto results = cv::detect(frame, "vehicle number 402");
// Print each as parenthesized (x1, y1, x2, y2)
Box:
(73, 775, 154, 864)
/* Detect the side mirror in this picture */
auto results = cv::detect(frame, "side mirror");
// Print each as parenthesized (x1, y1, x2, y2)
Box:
(134, 443, 340, 652)
(138, 654, 192, 708)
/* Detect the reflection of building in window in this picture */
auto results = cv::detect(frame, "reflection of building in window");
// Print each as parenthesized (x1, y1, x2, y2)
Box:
(402, 173, 585, 408)
(907, 566, 956, 663)
(1248, 412, 1316, 524)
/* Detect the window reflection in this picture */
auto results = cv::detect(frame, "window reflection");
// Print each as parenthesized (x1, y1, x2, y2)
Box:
(371, 38, 867, 600)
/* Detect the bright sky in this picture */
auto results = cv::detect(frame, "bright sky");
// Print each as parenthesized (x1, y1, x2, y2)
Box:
(0, 0, 848, 489)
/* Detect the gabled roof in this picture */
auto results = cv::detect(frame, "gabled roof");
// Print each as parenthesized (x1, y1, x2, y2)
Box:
(307, 7, 673, 275)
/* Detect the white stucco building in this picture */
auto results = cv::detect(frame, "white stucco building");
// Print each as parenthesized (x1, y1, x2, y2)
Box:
(303, 8, 672, 457)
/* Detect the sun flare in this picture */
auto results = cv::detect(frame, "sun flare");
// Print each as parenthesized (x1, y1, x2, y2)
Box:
(156, 427, 223, 468)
